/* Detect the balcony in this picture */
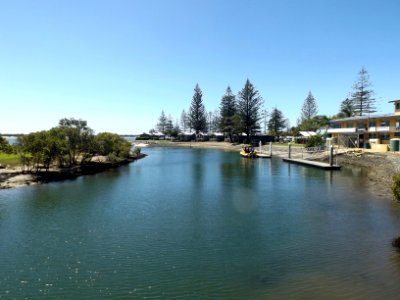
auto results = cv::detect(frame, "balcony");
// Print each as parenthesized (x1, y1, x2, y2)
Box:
(368, 126, 390, 132)
(327, 128, 357, 134)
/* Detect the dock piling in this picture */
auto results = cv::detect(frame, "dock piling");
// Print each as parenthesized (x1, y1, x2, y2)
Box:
(269, 142, 272, 156)
(329, 145, 334, 166)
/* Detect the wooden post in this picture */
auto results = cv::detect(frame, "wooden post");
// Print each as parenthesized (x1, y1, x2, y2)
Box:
(329, 145, 334, 166)
(288, 143, 291, 159)
(269, 142, 272, 156)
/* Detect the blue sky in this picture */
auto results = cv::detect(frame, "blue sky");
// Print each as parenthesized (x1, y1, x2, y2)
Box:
(1, 0, 399, 134)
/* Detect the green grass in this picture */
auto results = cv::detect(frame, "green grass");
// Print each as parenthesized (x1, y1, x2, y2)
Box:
(0, 153, 20, 167)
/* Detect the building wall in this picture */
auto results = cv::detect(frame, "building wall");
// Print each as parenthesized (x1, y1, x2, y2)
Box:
(329, 116, 400, 145)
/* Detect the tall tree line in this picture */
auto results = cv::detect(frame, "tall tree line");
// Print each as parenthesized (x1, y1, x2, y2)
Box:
(151, 68, 378, 141)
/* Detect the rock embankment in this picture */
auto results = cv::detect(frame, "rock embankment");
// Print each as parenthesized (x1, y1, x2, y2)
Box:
(336, 151, 400, 190)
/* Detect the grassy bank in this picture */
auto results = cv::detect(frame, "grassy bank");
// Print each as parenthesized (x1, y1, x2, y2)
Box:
(0, 153, 20, 167)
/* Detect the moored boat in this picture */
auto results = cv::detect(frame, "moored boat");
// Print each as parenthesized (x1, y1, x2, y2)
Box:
(240, 147, 258, 158)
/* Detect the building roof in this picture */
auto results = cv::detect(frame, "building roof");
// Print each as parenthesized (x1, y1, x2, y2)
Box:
(331, 113, 399, 123)
(299, 131, 317, 137)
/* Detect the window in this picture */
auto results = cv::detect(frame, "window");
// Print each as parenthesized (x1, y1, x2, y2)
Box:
(396, 103, 400, 110)
(330, 123, 341, 128)
(357, 122, 365, 129)
(369, 121, 376, 127)
(380, 133, 390, 141)
(380, 120, 389, 126)
(347, 122, 353, 128)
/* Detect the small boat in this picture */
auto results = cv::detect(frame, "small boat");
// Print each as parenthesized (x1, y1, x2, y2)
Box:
(240, 147, 258, 158)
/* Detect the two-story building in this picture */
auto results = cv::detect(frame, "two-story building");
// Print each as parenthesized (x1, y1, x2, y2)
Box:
(327, 99, 400, 149)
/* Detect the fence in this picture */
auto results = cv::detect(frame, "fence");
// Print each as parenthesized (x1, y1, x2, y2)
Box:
(288, 145, 338, 165)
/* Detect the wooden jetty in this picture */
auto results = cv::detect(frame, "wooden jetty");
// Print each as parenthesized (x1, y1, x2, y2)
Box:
(283, 144, 341, 170)
(257, 153, 272, 158)
(256, 142, 272, 158)
(282, 158, 341, 170)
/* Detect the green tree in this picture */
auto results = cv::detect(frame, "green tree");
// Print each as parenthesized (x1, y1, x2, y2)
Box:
(351, 67, 376, 116)
(0, 136, 14, 154)
(17, 131, 64, 171)
(337, 97, 355, 118)
(188, 84, 207, 136)
(95, 132, 132, 161)
(305, 134, 324, 148)
(169, 120, 181, 138)
(299, 115, 330, 132)
(58, 118, 94, 166)
(300, 91, 318, 127)
(268, 107, 286, 136)
(219, 86, 237, 142)
(237, 79, 263, 142)
(165, 115, 174, 136)
(157, 110, 168, 134)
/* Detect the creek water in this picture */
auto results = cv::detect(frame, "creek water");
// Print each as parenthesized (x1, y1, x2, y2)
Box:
(1, 147, 400, 299)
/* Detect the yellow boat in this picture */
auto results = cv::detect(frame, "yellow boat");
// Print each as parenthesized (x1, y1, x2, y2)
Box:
(240, 148, 258, 158)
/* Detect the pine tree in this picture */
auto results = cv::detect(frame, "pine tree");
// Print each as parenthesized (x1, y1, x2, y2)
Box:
(156, 110, 167, 134)
(268, 107, 286, 136)
(165, 114, 174, 136)
(351, 67, 376, 116)
(219, 86, 237, 142)
(237, 79, 263, 142)
(300, 91, 318, 122)
(188, 84, 207, 136)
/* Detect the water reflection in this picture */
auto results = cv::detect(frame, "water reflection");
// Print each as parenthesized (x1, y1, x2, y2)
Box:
(1, 148, 400, 299)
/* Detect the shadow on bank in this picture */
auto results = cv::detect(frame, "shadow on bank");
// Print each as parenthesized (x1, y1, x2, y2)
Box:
(0, 153, 147, 189)
(35, 153, 147, 183)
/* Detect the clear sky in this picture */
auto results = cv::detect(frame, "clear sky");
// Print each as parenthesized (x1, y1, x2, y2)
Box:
(1, 0, 399, 134)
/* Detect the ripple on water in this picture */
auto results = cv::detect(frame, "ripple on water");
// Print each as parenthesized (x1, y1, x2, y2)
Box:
(1, 148, 400, 299)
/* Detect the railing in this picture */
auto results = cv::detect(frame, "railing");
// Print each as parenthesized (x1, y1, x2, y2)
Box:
(368, 126, 390, 132)
(288, 145, 338, 165)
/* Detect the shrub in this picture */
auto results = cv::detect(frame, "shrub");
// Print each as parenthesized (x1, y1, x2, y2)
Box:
(305, 135, 324, 148)
(133, 147, 141, 155)
(391, 173, 400, 201)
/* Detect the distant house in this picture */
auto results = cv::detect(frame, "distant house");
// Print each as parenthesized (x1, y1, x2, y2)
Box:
(152, 131, 165, 140)
(232, 133, 274, 144)
(327, 99, 400, 150)
(296, 131, 317, 144)
(210, 132, 224, 142)
(137, 131, 166, 140)
(178, 132, 196, 141)
(137, 132, 151, 140)
(196, 132, 209, 141)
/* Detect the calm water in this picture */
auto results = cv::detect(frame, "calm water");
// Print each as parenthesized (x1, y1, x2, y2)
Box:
(1, 148, 400, 299)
